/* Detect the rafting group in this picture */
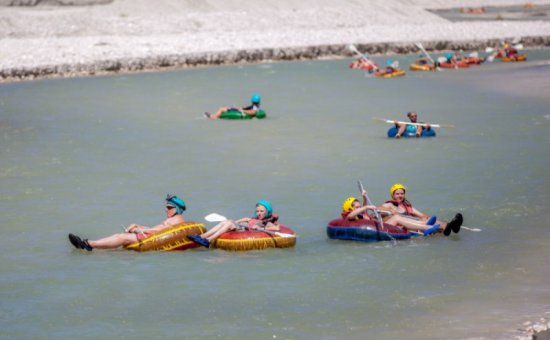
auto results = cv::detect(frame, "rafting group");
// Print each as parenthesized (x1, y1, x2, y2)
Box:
(68, 180, 464, 252)
(349, 41, 528, 77)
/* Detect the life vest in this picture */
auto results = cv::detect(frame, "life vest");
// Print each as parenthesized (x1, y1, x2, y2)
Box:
(248, 214, 279, 228)
(385, 199, 414, 216)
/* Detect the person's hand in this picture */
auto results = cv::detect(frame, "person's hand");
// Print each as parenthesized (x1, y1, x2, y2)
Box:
(362, 190, 368, 198)
(126, 224, 137, 233)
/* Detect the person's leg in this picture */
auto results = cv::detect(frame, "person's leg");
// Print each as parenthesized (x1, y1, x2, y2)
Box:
(385, 215, 436, 232)
(204, 221, 237, 242)
(210, 107, 229, 119)
(201, 220, 233, 238)
(88, 233, 139, 249)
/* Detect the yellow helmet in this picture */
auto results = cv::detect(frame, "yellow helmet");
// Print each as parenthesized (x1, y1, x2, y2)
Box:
(342, 197, 358, 213)
(390, 183, 407, 198)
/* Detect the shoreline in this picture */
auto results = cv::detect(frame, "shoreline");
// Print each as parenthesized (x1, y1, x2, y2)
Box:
(1, 36, 550, 83)
(2, 0, 550, 83)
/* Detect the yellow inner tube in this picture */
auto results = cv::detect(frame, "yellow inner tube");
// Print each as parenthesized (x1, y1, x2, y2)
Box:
(125, 222, 206, 252)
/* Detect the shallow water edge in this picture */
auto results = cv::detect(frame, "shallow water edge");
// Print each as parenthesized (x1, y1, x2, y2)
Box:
(2, 36, 550, 83)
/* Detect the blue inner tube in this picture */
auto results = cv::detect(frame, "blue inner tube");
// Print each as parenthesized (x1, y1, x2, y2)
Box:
(326, 219, 413, 242)
(387, 126, 436, 138)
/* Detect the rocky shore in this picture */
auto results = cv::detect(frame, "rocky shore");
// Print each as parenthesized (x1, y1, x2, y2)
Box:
(1, 0, 550, 82)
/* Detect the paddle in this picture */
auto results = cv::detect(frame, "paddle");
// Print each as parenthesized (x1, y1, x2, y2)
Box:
(348, 44, 379, 71)
(462, 226, 481, 232)
(203, 213, 295, 238)
(357, 181, 382, 240)
(415, 42, 440, 71)
(373, 117, 455, 128)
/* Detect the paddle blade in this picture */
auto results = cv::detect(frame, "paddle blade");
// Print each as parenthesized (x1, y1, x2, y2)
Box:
(469, 51, 479, 58)
(273, 232, 296, 238)
(485, 47, 494, 53)
(514, 43, 524, 50)
(437, 56, 447, 63)
(205, 213, 227, 222)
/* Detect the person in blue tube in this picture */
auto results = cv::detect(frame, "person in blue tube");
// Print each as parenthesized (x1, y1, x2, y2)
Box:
(394, 111, 431, 138)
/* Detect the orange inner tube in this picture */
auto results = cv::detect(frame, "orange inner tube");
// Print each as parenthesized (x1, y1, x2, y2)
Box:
(213, 225, 296, 251)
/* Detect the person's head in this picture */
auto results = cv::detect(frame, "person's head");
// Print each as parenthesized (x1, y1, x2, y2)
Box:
(446, 52, 452, 60)
(389, 183, 407, 201)
(254, 199, 272, 219)
(166, 194, 186, 216)
(342, 197, 360, 214)
(251, 94, 261, 105)
(407, 111, 418, 122)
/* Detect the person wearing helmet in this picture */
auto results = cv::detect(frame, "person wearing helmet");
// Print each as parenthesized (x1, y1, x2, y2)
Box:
(205, 94, 262, 119)
(394, 111, 431, 138)
(68, 194, 187, 251)
(188, 200, 278, 248)
(381, 183, 463, 236)
(342, 188, 441, 235)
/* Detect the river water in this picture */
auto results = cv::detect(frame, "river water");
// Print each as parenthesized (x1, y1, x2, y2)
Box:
(1, 49, 549, 339)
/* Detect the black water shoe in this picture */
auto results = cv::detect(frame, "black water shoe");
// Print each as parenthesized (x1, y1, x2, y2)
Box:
(68, 233, 93, 251)
(450, 213, 463, 233)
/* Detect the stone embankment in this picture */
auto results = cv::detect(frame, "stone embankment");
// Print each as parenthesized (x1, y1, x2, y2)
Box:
(1, 36, 550, 82)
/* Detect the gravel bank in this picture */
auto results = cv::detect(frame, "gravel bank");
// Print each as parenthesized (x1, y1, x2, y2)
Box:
(1, 0, 550, 82)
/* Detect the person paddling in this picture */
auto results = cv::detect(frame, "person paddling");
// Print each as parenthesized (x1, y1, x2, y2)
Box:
(188, 200, 279, 248)
(394, 111, 431, 138)
(205, 94, 262, 119)
(381, 183, 463, 236)
(342, 189, 441, 235)
(68, 194, 187, 251)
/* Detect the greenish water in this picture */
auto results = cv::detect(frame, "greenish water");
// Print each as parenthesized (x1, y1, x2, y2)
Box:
(1, 49, 549, 339)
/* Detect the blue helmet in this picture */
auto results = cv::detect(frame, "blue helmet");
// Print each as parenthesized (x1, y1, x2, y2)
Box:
(166, 194, 186, 215)
(386, 59, 394, 66)
(255, 199, 272, 218)
(251, 94, 261, 104)
(446, 53, 452, 59)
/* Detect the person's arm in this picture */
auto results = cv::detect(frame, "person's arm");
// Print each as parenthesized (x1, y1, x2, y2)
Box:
(347, 205, 377, 220)
(240, 105, 258, 116)
(410, 207, 429, 221)
(264, 222, 280, 231)
(361, 190, 368, 206)
(141, 215, 186, 233)
(235, 217, 251, 224)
